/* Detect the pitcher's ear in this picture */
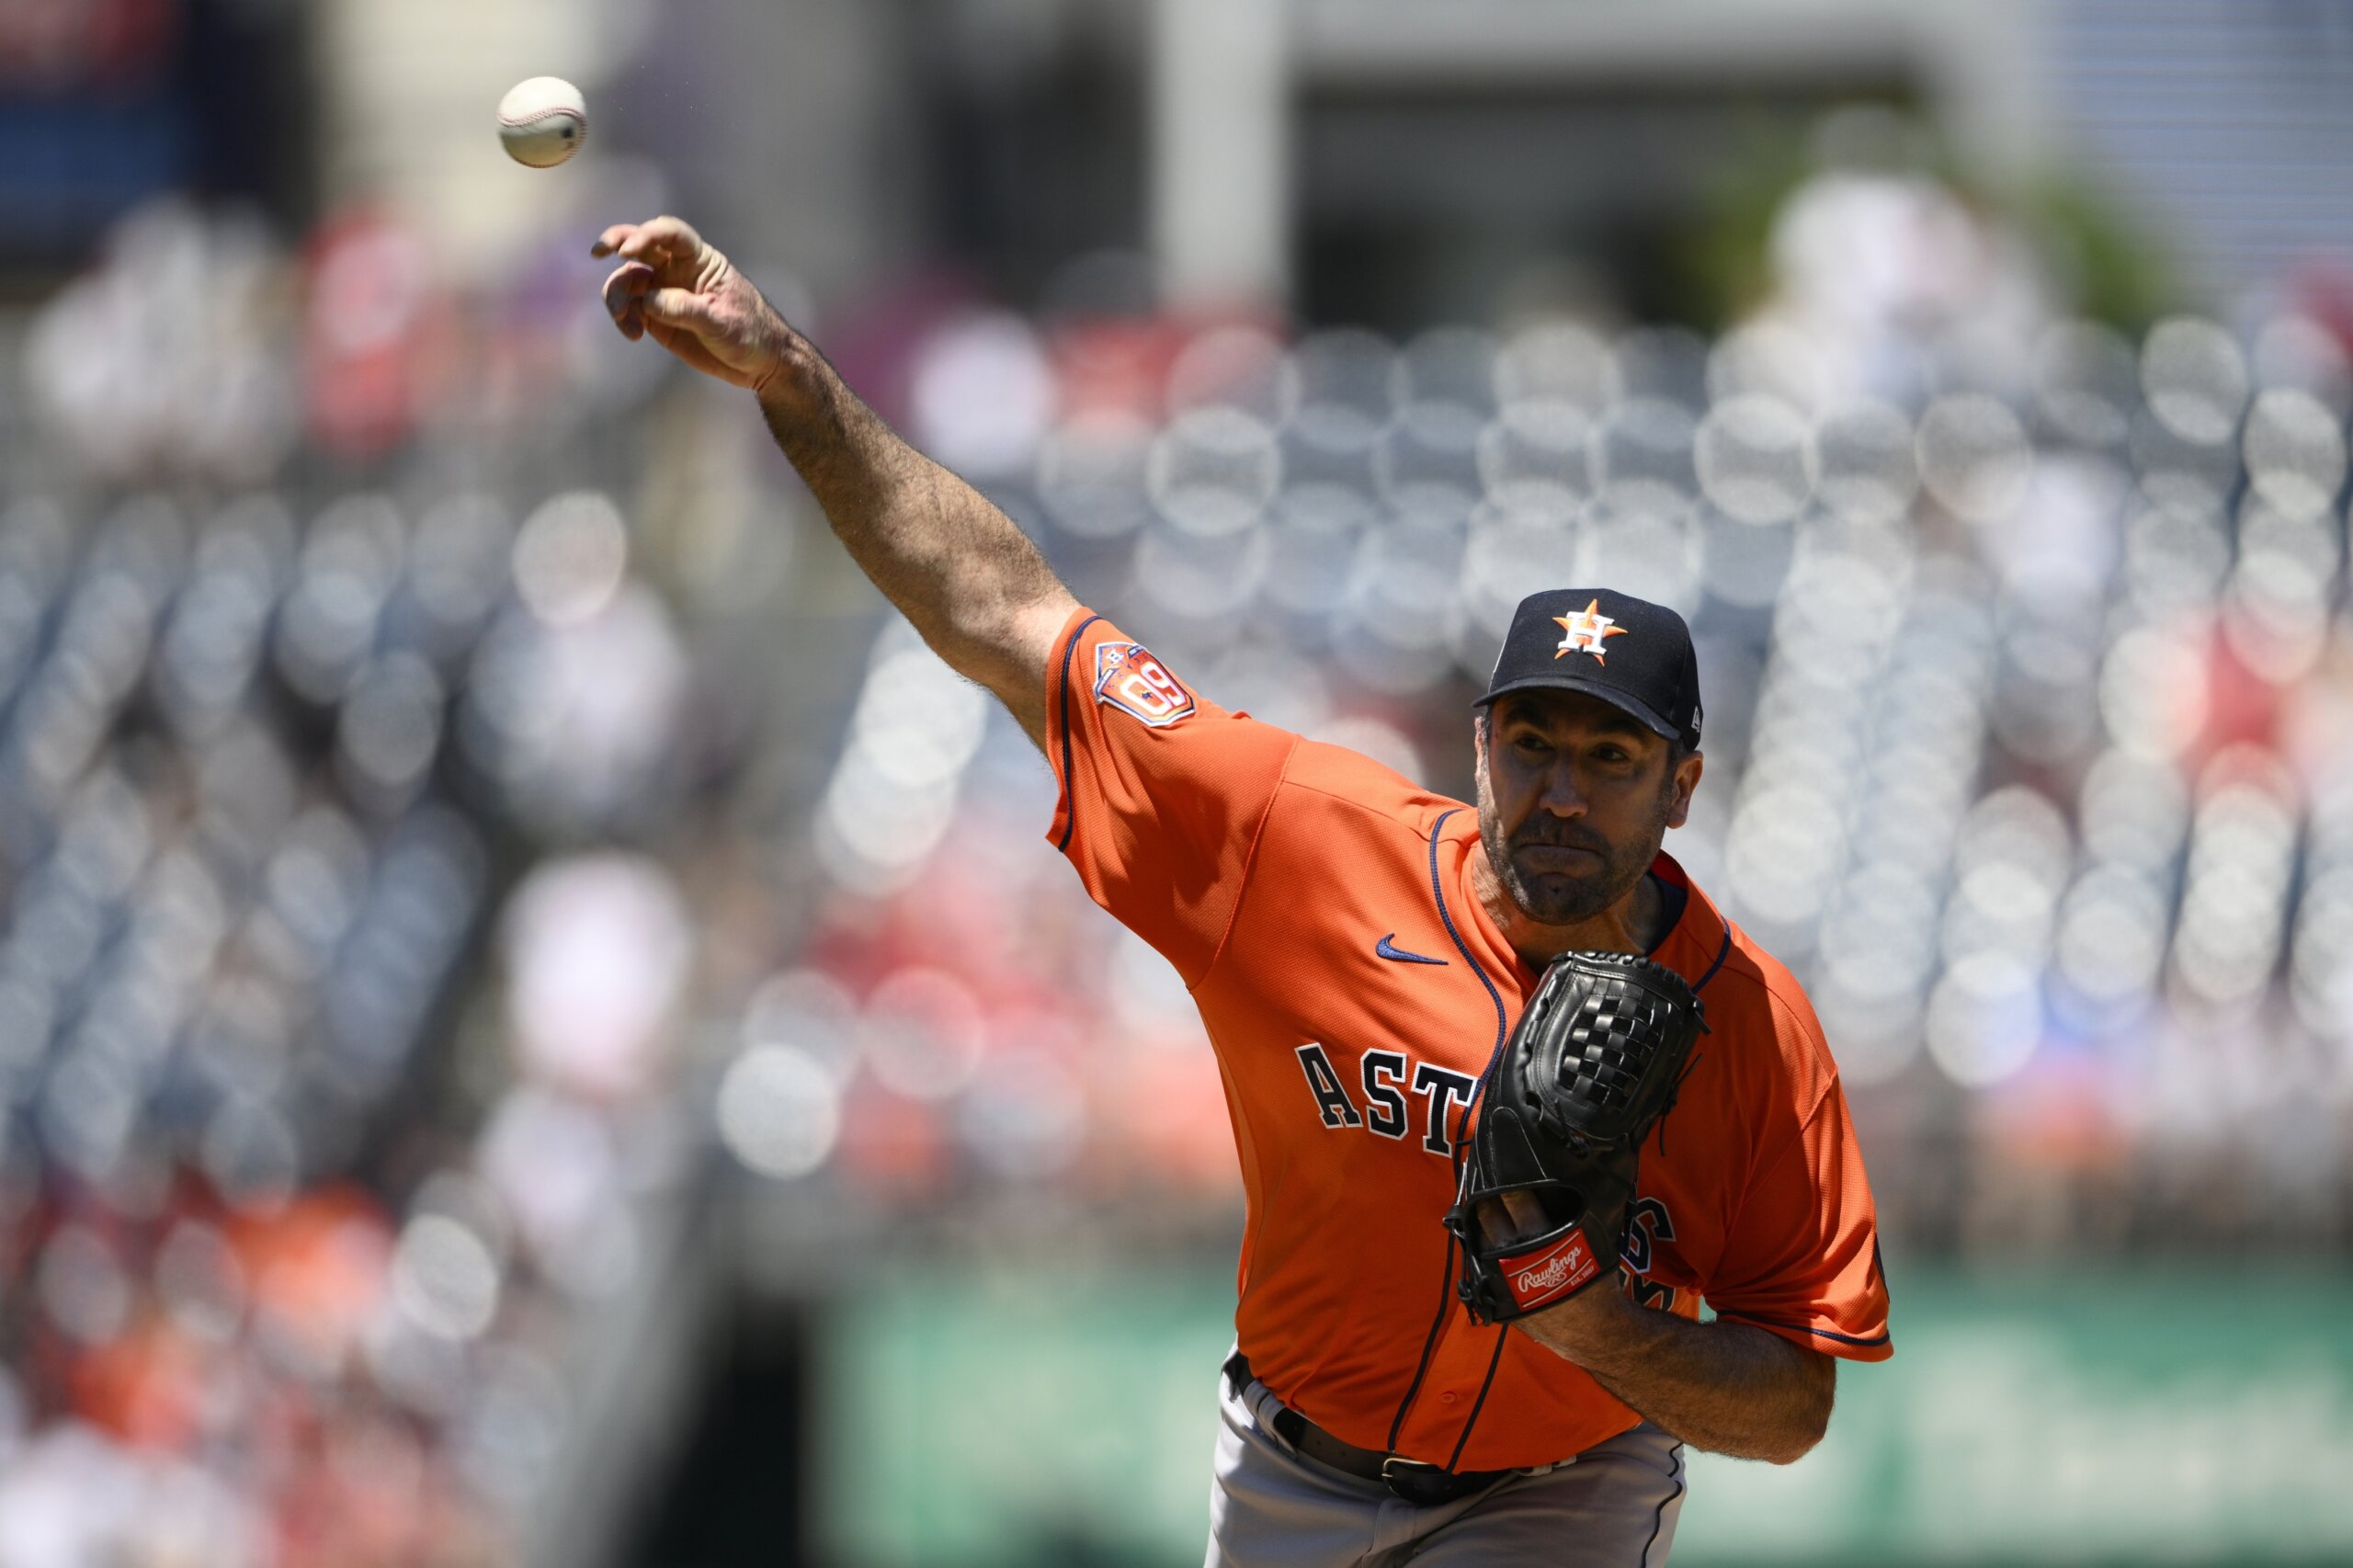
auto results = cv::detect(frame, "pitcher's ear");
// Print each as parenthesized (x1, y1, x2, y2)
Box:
(1665, 749, 1704, 829)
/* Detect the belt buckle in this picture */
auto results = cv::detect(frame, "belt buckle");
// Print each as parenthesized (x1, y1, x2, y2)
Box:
(1379, 1456, 1464, 1507)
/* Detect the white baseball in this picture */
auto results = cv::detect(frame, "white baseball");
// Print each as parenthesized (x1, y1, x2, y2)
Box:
(497, 77, 587, 168)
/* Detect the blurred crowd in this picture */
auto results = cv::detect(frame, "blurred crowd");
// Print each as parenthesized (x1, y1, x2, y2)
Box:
(6, 137, 2353, 1563)
(759, 149, 2353, 1264)
(0, 199, 727, 1565)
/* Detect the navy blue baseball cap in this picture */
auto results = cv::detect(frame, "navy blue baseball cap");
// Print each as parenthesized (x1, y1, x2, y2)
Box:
(1473, 588, 1702, 750)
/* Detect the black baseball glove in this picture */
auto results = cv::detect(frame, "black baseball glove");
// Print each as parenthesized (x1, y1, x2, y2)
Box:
(1443, 951, 1705, 1324)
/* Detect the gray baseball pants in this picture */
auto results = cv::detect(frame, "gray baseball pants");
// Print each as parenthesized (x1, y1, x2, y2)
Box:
(1205, 1356, 1687, 1567)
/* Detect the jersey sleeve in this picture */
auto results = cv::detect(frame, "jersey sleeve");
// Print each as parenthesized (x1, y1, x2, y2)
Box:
(1043, 608, 1297, 986)
(1702, 1069, 1893, 1363)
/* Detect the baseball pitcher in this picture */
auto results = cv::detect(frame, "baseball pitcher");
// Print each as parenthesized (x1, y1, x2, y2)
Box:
(597, 217, 1891, 1567)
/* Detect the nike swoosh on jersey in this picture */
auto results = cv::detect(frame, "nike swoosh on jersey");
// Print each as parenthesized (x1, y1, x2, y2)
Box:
(1374, 933, 1449, 966)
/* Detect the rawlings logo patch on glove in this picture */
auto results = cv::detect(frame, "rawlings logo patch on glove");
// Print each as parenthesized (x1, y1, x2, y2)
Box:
(1443, 951, 1704, 1324)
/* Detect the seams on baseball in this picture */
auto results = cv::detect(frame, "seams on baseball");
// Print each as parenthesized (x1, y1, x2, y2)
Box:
(497, 76, 588, 168)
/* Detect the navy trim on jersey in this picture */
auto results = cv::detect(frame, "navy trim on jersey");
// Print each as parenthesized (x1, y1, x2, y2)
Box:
(1691, 926, 1733, 994)
(1052, 614, 1101, 853)
(1713, 1311, 1891, 1348)
(1425, 808, 1510, 1136)
(1643, 871, 1688, 955)
(1386, 1229, 1461, 1456)
(1388, 808, 1515, 1469)
(1388, 809, 1509, 1456)
(1445, 1324, 1511, 1474)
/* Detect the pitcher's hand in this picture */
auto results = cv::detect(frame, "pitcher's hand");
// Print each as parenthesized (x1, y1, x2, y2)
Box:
(593, 217, 793, 392)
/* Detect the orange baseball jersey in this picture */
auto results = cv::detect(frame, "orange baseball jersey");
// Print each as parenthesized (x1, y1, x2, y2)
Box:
(1044, 608, 1891, 1472)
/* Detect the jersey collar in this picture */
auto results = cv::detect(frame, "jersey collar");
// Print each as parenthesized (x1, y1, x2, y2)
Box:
(1643, 849, 1733, 991)
(1445, 823, 1726, 997)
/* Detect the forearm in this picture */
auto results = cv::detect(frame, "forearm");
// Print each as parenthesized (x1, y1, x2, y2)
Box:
(755, 336, 1076, 741)
(1518, 1291, 1834, 1463)
(595, 215, 1077, 739)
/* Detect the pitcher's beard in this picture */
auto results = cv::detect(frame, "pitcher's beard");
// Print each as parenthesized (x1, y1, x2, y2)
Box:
(1478, 806, 1663, 927)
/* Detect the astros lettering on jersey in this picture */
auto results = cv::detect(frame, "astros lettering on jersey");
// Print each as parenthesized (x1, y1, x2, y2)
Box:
(1045, 608, 1891, 1473)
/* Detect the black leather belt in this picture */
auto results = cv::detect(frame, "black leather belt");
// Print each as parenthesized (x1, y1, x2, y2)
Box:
(1222, 1353, 1520, 1507)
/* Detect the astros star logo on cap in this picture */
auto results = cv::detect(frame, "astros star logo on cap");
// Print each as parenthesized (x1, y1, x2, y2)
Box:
(1553, 599, 1629, 665)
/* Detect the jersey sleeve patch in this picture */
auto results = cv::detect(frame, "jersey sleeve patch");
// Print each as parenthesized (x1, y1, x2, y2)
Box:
(1093, 642, 1196, 728)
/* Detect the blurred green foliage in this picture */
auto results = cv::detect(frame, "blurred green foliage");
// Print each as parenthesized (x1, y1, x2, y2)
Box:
(1665, 105, 2181, 335)
(2021, 171, 2182, 335)
(1665, 107, 1819, 330)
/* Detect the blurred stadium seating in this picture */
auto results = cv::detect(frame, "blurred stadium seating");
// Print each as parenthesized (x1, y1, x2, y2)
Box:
(775, 159, 2353, 1270)
(0, 198, 714, 1564)
(5, 129, 2353, 1563)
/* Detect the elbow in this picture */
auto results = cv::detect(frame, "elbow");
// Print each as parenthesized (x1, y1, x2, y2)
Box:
(1762, 1369, 1836, 1465)
(946, 587, 1075, 665)
(1761, 1410, 1827, 1466)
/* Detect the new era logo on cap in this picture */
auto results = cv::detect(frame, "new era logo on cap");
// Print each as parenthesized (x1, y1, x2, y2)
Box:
(1476, 588, 1702, 749)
